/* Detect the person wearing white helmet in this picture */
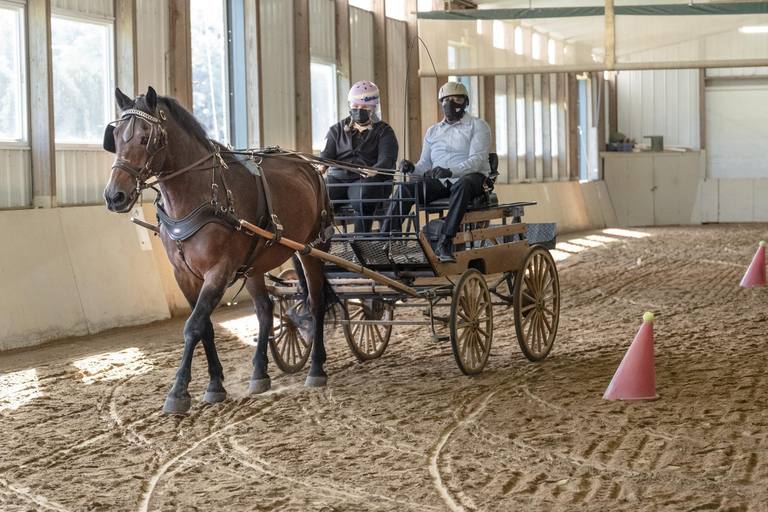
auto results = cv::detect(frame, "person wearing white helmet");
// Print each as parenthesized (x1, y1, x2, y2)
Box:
(384, 81, 491, 262)
(320, 80, 399, 232)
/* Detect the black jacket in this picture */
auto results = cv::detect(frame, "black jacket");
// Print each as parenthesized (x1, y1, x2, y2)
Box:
(320, 117, 398, 180)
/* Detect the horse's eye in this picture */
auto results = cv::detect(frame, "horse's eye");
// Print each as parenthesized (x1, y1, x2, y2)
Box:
(140, 136, 149, 145)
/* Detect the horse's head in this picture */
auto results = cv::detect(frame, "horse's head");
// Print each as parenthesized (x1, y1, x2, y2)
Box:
(103, 86, 169, 212)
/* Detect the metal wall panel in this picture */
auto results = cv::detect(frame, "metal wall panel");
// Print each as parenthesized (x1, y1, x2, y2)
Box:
(53, 0, 113, 18)
(310, 0, 334, 63)
(350, 6, 374, 86)
(707, 67, 768, 78)
(617, 69, 700, 150)
(386, 18, 406, 159)
(0, 149, 32, 208)
(136, 0, 168, 95)
(55, 149, 113, 205)
(260, 0, 295, 148)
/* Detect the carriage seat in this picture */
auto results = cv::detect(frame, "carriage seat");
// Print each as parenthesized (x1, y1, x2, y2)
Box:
(425, 152, 499, 211)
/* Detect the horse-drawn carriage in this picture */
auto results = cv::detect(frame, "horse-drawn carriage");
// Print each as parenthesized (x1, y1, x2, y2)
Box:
(104, 87, 560, 413)
(263, 153, 561, 375)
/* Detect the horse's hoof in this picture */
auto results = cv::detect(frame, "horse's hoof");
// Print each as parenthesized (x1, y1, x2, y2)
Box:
(163, 395, 192, 414)
(202, 389, 227, 404)
(305, 375, 327, 387)
(248, 378, 271, 394)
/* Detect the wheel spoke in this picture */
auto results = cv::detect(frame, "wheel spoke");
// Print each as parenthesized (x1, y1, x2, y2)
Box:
(520, 303, 536, 314)
(522, 290, 537, 305)
(540, 310, 553, 336)
(525, 310, 536, 347)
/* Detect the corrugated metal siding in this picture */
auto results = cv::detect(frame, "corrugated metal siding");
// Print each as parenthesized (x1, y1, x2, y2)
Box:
(136, 0, 168, 95)
(53, 0, 113, 18)
(707, 67, 768, 78)
(617, 69, 700, 150)
(55, 149, 113, 205)
(0, 149, 32, 208)
(260, 0, 295, 148)
(350, 7, 374, 86)
(310, 0, 334, 63)
(386, 18, 406, 160)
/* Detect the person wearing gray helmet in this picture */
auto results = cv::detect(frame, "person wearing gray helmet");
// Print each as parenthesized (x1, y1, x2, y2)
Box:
(384, 81, 491, 262)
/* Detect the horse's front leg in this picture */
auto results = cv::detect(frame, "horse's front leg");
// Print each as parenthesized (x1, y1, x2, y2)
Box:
(201, 319, 227, 403)
(164, 274, 229, 414)
(246, 276, 274, 394)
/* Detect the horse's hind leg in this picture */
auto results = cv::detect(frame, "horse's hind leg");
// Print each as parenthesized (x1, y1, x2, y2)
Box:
(298, 254, 328, 387)
(201, 319, 227, 403)
(164, 271, 229, 414)
(246, 275, 274, 394)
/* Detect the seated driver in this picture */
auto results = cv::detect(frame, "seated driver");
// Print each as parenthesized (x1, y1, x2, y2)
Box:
(384, 81, 490, 262)
(320, 80, 398, 232)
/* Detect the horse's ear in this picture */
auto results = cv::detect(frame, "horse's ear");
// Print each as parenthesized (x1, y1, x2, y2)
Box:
(115, 87, 133, 111)
(146, 86, 158, 111)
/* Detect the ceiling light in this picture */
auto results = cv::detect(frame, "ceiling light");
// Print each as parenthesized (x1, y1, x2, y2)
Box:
(739, 26, 768, 34)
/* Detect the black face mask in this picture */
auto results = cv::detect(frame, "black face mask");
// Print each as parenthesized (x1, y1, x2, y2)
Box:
(350, 108, 371, 125)
(442, 100, 466, 122)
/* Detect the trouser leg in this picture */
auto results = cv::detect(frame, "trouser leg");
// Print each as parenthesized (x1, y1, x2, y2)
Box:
(441, 173, 486, 237)
(350, 177, 393, 232)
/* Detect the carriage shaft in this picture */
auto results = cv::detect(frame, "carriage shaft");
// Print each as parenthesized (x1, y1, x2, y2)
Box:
(239, 219, 421, 298)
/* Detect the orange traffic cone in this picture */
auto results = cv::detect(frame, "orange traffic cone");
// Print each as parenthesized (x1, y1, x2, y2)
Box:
(740, 241, 766, 288)
(603, 312, 657, 401)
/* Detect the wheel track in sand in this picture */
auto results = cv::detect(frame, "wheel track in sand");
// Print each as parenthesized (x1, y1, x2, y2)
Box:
(221, 436, 441, 511)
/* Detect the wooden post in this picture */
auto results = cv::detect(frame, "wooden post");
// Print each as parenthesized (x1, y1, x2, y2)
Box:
(436, 75, 448, 123)
(557, 72, 567, 180)
(27, 0, 56, 208)
(245, 0, 263, 147)
(604, 0, 615, 71)
(541, 73, 552, 179)
(607, 71, 618, 140)
(524, 74, 535, 180)
(506, 75, 517, 183)
(335, 0, 352, 119)
(168, 0, 192, 108)
(482, 76, 496, 153)
(115, 0, 138, 99)
(699, 68, 706, 150)
(405, 0, 422, 160)
(567, 73, 579, 180)
(294, 0, 312, 152)
(372, 0, 388, 118)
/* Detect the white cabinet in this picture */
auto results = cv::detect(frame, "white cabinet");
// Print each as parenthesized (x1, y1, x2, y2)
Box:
(602, 151, 704, 227)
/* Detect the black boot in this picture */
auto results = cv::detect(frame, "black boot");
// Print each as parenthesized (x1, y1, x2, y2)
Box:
(436, 234, 456, 263)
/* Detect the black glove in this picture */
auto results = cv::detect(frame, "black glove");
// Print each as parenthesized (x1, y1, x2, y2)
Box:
(431, 166, 452, 179)
(398, 159, 415, 174)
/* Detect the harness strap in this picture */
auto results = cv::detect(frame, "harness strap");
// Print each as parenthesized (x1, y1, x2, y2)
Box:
(144, 153, 214, 188)
(258, 167, 283, 244)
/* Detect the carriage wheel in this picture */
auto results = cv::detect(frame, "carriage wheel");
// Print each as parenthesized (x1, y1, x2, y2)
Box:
(513, 246, 560, 362)
(450, 269, 494, 375)
(269, 269, 312, 374)
(343, 299, 394, 362)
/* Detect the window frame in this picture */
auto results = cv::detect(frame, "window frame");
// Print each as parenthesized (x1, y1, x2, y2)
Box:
(0, 0, 29, 147)
(50, 9, 115, 147)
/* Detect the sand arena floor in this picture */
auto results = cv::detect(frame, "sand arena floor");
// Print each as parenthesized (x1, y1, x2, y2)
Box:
(1, 224, 768, 511)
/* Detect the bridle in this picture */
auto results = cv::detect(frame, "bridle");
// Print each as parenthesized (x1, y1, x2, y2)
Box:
(105, 108, 216, 194)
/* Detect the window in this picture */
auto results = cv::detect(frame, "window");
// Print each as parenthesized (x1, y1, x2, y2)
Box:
(493, 21, 505, 49)
(514, 27, 524, 56)
(349, 0, 373, 11)
(191, 0, 230, 142)
(51, 15, 113, 144)
(385, 0, 406, 20)
(310, 61, 337, 151)
(0, 3, 25, 142)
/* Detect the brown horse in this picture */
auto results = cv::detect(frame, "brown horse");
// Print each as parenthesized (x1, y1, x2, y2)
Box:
(103, 86, 334, 414)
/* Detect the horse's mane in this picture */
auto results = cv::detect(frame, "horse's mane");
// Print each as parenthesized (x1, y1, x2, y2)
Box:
(134, 94, 214, 149)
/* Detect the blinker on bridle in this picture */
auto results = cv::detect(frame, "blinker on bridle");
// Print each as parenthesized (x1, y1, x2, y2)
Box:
(104, 108, 170, 192)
